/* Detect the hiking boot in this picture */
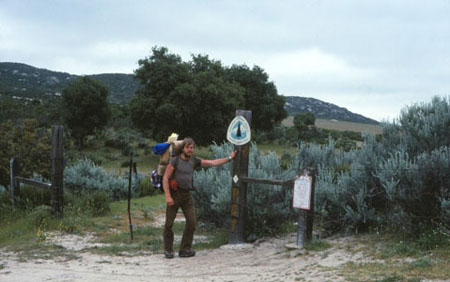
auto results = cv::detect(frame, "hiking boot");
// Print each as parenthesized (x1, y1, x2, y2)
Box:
(164, 251, 174, 259)
(179, 250, 196, 258)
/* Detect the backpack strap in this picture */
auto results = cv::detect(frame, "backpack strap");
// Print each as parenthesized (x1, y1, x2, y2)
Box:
(172, 155, 180, 178)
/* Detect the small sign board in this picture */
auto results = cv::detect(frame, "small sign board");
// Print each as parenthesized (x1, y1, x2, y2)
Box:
(293, 175, 312, 210)
(227, 116, 251, 145)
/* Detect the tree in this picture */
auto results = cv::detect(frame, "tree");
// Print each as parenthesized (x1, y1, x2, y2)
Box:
(62, 76, 110, 147)
(226, 65, 287, 132)
(294, 112, 316, 140)
(0, 120, 51, 188)
(173, 54, 244, 145)
(130, 47, 244, 145)
(130, 47, 190, 140)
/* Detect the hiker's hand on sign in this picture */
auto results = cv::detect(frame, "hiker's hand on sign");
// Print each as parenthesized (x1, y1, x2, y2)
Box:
(166, 196, 174, 206)
(230, 150, 237, 159)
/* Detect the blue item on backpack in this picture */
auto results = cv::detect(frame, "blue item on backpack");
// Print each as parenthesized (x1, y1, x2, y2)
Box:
(153, 142, 170, 154)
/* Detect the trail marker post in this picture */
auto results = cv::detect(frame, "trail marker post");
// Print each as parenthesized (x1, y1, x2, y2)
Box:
(227, 110, 251, 244)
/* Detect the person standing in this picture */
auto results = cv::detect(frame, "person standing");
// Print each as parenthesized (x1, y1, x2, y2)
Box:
(163, 137, 236, 258)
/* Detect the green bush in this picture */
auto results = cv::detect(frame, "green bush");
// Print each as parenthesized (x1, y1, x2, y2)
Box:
(139, 176, 159, 197)
(0, 120, 51, 187)
(65, 190, 110, 217)
(28, 205, 53, 227)
(10, 175, 52, 210)
(298, 96, 450, 235)
(193, 142, 298, 240)
(64, 158, 140, 200)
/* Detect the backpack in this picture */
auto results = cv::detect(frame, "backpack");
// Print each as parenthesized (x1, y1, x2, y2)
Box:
(150, 137, 184, 191)
(151, 154, 181, 192)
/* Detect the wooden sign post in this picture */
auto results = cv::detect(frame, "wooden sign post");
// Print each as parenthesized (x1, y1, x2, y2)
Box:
(293, 167, 316, 247)
(128, 152, 134, 240)
(51, 125, 64, 217)
(228, 110, 251, 244)
(10, 157, 18, 207)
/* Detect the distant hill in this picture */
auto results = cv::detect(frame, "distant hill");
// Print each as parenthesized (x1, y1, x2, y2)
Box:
(0, 62, 138, 103)
(1, 62, 377, 124)
(284, 96, 378, 124)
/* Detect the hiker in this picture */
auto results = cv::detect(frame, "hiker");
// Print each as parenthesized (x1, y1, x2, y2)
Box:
(163, 137, 236, 259)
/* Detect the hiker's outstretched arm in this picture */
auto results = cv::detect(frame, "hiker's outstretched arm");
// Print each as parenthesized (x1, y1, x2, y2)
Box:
(201, 150, 237, 167)
(163, 164, 175, 206)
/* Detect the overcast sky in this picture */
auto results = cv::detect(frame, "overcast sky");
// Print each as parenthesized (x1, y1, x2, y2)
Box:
(1, 0, 449, 121)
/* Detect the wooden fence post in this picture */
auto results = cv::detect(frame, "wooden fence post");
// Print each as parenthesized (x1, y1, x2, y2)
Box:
(296, 167, 316, 247)
(51, 125, 64, 217)
(128, 152, 134, 240)
(229, 110, 251, 244)
(10, 157, 18, 207)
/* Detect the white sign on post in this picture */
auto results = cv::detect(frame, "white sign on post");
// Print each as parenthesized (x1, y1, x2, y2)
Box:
(227, 116, 251, 146)
(293, 175, 312, 210)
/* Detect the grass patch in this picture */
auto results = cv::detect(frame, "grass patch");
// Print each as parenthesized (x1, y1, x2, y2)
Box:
(194, 228, 228, 250)
(338, 232, 450, 281)
(65, 194, 226, 256)
(282, 117, 382, 134)
(6, 242, 80, 262)
(304, 239, 331, 251)
(379, 240, 422, 259)
(341, 259, 447, 281)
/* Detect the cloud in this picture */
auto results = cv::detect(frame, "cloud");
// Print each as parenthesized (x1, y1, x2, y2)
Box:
(263, 48, 377, 79)
(89, 41, 152, 57)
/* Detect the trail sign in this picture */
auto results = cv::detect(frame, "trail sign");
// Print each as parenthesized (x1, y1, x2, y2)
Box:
(227, 116, 251, 145)
(229, 110, 251, 244)
(293, 175, 312, 210)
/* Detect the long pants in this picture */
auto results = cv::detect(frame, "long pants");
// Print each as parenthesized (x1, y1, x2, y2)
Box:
(163, 189, 196, 252)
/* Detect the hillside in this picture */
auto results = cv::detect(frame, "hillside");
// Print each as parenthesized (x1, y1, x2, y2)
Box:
(1, 62, 377, 124)
(0, 62, 138, 103)
(284, 96, 378, 124)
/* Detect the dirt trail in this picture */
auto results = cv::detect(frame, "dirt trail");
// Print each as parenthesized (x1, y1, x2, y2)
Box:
(0, 232, 363, 282)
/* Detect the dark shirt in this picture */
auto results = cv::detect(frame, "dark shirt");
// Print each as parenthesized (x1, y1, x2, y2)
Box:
(170, 156, 201, 190)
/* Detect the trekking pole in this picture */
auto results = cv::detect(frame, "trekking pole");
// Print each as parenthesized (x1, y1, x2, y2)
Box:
(128, 152, 134, 240)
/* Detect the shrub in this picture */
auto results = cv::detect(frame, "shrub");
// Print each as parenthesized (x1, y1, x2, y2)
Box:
(309, 96, 450, 234)
(0, 120, 51, 187)
(28, 205, 53, 227)
(13, 186, 52, 210)
(193, 142, 298, 240)
(139, 176, 159, 196)
(65, 190, 110, 217)
(64, 158, 140, 200)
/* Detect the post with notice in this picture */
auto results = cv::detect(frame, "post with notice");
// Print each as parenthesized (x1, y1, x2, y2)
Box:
(293, 167, 316, 247)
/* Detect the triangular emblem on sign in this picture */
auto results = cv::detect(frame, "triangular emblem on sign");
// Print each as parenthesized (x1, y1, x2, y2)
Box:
(227, 116, 251, 145)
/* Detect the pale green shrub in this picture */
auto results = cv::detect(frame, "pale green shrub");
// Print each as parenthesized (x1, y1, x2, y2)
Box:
(64, 158, 140, 200)
(193, 142, 297, 239)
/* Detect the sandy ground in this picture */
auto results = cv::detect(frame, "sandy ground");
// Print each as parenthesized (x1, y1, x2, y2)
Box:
(2, 212, 446, 282)
(0, 230, 366, 282)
